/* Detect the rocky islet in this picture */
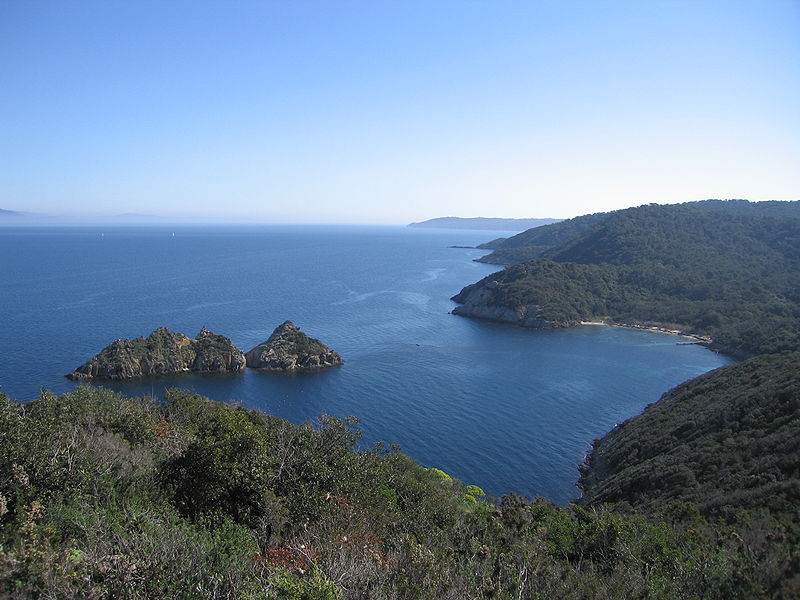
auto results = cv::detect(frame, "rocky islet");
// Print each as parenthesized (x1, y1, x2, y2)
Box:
(67, 322, 341, 380)
(245, 320, 343, 371)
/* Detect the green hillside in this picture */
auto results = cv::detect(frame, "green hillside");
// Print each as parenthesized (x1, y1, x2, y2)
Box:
(477, 199, 800, 265)
(580, 352, 800, 519)
(454, 202, 800, 356)
(476, 211, 609, 260)
(445, 199, 800, 597)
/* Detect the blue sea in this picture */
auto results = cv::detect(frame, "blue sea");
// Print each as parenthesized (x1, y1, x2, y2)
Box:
(0, 225, 731, 503)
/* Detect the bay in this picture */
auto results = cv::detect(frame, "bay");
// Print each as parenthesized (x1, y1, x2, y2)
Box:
(0, 225, 731, 503)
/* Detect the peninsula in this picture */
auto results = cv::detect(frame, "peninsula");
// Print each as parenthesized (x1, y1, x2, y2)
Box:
(452, 199, 800, 357)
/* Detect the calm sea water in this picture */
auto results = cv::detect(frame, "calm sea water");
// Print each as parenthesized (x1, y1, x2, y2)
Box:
(0, 225, 730, 503)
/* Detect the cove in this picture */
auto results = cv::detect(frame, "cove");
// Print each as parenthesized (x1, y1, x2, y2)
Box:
(0, 225, 731, 502)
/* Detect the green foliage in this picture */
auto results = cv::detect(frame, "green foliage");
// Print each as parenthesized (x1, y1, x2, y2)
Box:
(159, 391, 273, 527)
(269, 568, 342, 600)
(580, 352, 800, 520)
(464, 485, 486, 502)
(477, 210, 611, 262)
(1, 385, 797, 599)
(456, 201, 800, 356)
(426, 467, 452, 482)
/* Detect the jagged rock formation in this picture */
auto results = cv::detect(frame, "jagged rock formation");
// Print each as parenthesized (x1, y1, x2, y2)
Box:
(67, 327, 245, 380)
(245, 321, 343, 371)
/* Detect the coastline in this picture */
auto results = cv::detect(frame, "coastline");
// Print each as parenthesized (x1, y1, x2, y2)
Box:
(452, 305, 717, 348)
(579, 320, 713, 345)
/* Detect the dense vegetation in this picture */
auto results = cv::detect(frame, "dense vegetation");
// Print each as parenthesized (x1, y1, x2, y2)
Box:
(477, 200, 800, 265)
(580, 352, 800, 518)
(2, 385, 798, 599)
(475, 211, 610, 258)
(455, 201, 800, 356)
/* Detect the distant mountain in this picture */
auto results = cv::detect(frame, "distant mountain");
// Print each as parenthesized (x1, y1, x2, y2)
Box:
(0, 208, 44, 223)
(475, 211, 610, 262)
(408, 216, 562, 231)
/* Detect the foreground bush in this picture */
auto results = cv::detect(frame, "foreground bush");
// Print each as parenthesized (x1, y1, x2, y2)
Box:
(0, 386, 796, 599)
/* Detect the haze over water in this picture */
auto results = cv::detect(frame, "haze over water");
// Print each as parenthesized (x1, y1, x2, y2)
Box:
(0, 225, 730, 502)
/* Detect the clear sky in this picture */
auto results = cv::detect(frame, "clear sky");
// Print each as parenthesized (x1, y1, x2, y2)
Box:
(1, 0, 799, 223)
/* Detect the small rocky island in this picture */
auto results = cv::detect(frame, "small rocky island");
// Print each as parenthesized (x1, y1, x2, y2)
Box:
(246, 321, 343, 371)
(67, 327, 246, 381)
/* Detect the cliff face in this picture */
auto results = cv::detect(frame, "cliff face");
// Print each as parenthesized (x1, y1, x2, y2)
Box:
(245, 321, 343, 371)
(451, 278, 581, 329)
(67, 327, 245, 380)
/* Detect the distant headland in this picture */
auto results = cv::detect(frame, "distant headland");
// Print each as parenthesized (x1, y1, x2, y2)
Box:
(408, 216, 562, 231)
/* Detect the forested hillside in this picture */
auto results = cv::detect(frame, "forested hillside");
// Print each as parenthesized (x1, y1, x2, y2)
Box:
(445, 199, 800, 597)
(453, 201, 800, 356)
(580, 352, 800, 518)
(477, 199, 800, 266)
(475, 211, 609, 261)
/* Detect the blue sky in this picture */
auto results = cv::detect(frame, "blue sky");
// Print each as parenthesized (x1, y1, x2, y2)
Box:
(1, 0, 798, 223)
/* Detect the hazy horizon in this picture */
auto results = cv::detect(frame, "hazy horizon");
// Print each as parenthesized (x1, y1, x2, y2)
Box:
(2, 1, 799, 223)
(4, 199, 795, 227)
(0, 209, 563, 226)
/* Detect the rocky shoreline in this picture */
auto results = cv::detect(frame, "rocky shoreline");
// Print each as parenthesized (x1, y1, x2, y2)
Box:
(450, 278, 717, 347)
(67, 327, 246, 381)
(452, 305, 716, 347)
(450, 280, 581, 329)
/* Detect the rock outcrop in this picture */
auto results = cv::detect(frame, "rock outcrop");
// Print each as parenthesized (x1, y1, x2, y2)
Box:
(451, 280, 578, 328)
(246, 321, 343, 371)
(67, 327, 246, 381)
